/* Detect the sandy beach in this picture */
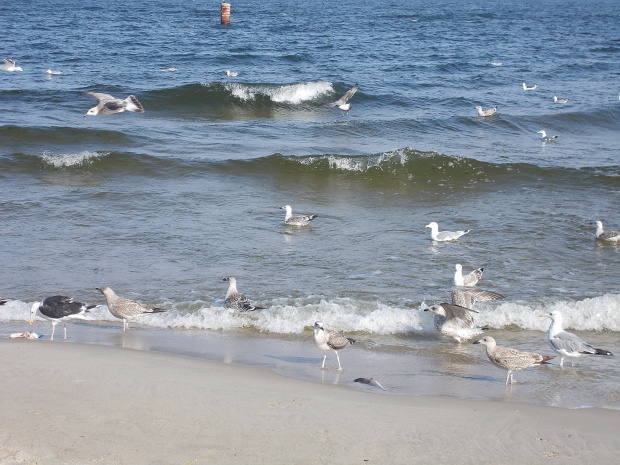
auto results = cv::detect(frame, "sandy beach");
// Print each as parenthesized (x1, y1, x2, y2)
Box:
(0, 340, 618, 465)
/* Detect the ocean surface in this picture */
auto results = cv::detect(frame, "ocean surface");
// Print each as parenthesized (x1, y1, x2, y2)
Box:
(1, 0, 619, 409)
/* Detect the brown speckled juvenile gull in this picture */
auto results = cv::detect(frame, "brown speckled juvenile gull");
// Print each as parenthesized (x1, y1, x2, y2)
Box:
(313, 321, 355, 370)
(454, 264, 484, 286)
(594, 221, 620, 242)
(474, 336, 555, 385)
(98, 286, 165, 331)
(84, 92, 144, 116)
(223, 277, 264, 312)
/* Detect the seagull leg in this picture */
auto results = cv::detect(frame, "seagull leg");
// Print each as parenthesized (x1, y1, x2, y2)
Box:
(123, 319, 127, 332)
(50, 322, 56, 341)
(335, 350, 342, 371)
(559, 357, 564, 367)
(63, 324, 67, 340)
(321, 354, 326, 368)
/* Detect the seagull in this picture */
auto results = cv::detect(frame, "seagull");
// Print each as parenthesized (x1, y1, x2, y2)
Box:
(594, 220, 620, 242)
(84, 92, 144, 116)
(1, 58, 23, 72)
(424, 289, 505, 342)
(226, 70, 239, 77)
(281, 205, 317, 226)
(523, 82, 537, 91)
(29, 295, 96, 341)
(537, 130, 558, 143)
(544, 311, 612, 367)
(475, 106, 497, 117)
(425, 222, 470, 242)
(313, 321, 355, 370)
(473, 336, 555, 385)
(223, 277, 264, 312)
(161, 67, 177, 72)
(454, 264, 483, 287)
(97, 286, 165, 331)
(553, 96, 568, 103)
(326, 83, 358, 115)
(45, 69, 62, 75)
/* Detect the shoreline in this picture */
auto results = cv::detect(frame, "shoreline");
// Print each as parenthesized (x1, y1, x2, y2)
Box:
(1, 339, 619, 464)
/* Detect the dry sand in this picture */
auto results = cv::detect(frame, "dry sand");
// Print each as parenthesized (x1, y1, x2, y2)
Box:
(0, 340, 617, 465)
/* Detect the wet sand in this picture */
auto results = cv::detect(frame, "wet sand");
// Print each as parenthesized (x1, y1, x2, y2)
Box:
(0, 339, 618, 464)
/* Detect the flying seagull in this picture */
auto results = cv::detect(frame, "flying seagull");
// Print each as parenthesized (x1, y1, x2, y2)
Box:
(543, 311, 612, 367)
(281, 205, 317, 226)
(425, 222, 470, 242)
(84, 92, 144, 116)
(474, 336, 555, 385)
(98, 286, 165, 331)
(326, 83, 358, 115)
(454, 264, 484, 287)
(313, 321, 355, 370)
(594, 220, 620, 242)
(223, 277, 264, 312)
(29, 295, 96, 340)
(537, 130, 558, 143)
(1, 58, 23, 72)
(475, 106, 497, 117)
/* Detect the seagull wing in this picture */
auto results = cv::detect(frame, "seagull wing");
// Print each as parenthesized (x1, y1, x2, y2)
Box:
(327, 84, 358, 107)
(441, 303, 476, 326)
(550, 330, 595, 354)
(85, 92, 117, 103)
(451, 289, 504, 310)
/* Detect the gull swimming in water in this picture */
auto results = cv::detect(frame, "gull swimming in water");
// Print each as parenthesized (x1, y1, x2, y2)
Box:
(226, 70, 239, 77)
(553, 96, 568, 103)
(223, 277, 264, 312)
(326, 83, 358, 115)
(29, 295, 96, 340)
(425, 222, 470, 242)
(474, 336, 555, 385)
(45, 69, 62, 75)
(281, 205, 317, 226)
(2, 58, 23, 72)
(84, 92, 144, 116)
(523, 82, 537, 91)
(454, 264, 483, 287)
(313, 321, 355, 370)
(98, 286, 165, 331)
(537, 130, 558, 143)
(594, 220, 620, 242)
(475, 106, 497, 117)
(544, 311, 612, 367)
(424, 289, 505, 342)
(161, 67, 177, 72)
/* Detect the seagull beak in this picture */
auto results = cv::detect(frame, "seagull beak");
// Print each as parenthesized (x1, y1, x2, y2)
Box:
(29, 318, 33, 325)
(425, 224, 430, 228)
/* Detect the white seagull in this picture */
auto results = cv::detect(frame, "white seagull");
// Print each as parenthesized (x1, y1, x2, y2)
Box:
(84, 92, 144, 116)
(425, 222, 470, 242)
(29, 295, 95, 340)
(326, 83, 358, 115)
(475, 106, 497, 117)
(98, 286, 165, 331)
(543, 311, 612, 367)
(553, 96, 568, 103)
(226, 70, 239, 77)
(223, 277, 264, 312)
(313, 321, 355, 370)
(46, 69, 62, 75)
(454, 264, 483, 287)
(537, 130, 558, 143)
(474, 336, 555, 385)
(1, 58, 23, 72)
(523, 82, 537, 91)
(594, 220, 620, 242)
(281, 205, 317, 226)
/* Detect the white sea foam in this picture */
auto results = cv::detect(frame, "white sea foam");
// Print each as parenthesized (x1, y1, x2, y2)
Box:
(299, 149, 411, 173)
(224, 81, 333, 104)
(40, 151, 108, 168)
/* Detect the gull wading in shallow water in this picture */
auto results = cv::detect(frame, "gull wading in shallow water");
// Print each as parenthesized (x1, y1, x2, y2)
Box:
(594, 220, 620, 242)
(475, 106, 497, 117)
(425, 222, 470, 242)
(98, 286, 165, 331)
(281, 205, 317, 226)
(84, 92, 144, 116)
(326, 83, 358, 115)
(474, 336, 555, 385)
(454, 264, 483, 287)
(1, 58, 23, 72)
(313, 321, 355, 370)
(29, 295, 96, 341)
(223, 277, 264, 312)
(543, 311, 612, 367)
(537, 130, 558, 143)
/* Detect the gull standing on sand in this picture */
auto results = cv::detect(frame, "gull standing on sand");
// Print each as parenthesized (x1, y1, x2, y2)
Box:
(424, 289, 504, 342)
(84, 92, 144, 116)
(473, 336, 555, 385)
(98, 286, 165, 331)
(544, 311, 612, 367)
(523, 82, 537, 91)
(223, 277, 264, 312)
(326, 83, 358, 116)
(425, 222, 470, 242)
(29, 295, 96, 341)
(454, 264, 483, 287)
(553, 96, 568, 103)
(475, 106, 497, 117)
(281, 205, 317, 226)
(313, 321, 355, 370)
(537, 130, 558, 143)
(594, 220, 620, 242)
(1, 58, 23, 72)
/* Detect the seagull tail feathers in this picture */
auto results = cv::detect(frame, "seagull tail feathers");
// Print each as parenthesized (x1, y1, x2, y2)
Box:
(594, 348, 613, 356)
(347, 337, 356, 345)
(126, 95, 144, 113)
(539, 355, 556, 364)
